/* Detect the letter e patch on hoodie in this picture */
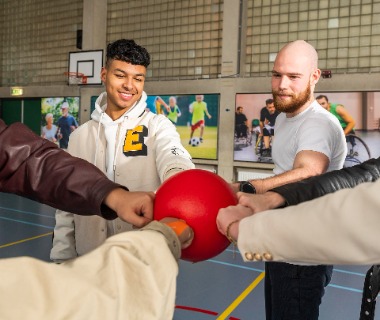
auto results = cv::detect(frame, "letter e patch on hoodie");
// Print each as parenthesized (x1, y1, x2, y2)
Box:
(123, 125, 148, 156)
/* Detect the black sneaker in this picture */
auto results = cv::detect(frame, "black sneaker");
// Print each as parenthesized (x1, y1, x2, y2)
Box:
(200, 138, 204, 143)
(262, 149, 271, 157)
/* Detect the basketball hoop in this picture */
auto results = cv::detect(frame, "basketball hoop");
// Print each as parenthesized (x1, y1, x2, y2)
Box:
(64, 72, 87, 85)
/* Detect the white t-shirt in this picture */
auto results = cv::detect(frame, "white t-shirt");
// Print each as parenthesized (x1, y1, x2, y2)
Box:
(272, 100, 347, 175)
(42, 125, 57, 142)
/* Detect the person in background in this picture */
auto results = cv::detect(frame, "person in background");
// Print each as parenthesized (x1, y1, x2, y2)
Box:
(56, 102, 78, 149)
(259, 99, 273, 137)
(166, 96, 182, 125)
(235, 106, 248, 139)
(316, 95, 356, 136)
(189, 94, 212, 144)
(41, 113, 58, 143)
(145, 95, 170, 114)
(258, 99, 279, 157)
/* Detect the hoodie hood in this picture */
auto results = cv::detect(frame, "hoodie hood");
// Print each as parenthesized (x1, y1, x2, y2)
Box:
(90, 91, 148, 176)
(91, 91, 148, 124)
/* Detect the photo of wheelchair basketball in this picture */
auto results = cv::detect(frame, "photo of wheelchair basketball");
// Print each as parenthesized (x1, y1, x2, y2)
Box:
(344, 133, 371, 167)
(234, 93, 379, 168)
(234, 100, 278, 163)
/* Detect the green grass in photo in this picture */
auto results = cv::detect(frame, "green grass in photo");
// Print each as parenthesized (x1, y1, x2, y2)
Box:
(175, 125, 218, 160)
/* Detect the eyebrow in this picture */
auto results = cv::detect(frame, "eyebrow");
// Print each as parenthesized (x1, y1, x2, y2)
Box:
(272, 69, 303, 77)
(114, 68, 146, 77)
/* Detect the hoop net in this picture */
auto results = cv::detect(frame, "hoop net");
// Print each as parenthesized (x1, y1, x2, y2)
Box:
(64, 72, 87, 85)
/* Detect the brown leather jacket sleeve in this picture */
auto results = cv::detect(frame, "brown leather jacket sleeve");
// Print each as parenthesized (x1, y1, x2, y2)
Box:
(0, 120, 121, 219)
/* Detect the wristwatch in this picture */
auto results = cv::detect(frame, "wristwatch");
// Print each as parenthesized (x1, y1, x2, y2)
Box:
(239, 181, 256, 194)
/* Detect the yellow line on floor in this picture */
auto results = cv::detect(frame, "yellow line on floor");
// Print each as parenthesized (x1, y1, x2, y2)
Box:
(0, 232, 53, 249)
(216, 271, 265, 320)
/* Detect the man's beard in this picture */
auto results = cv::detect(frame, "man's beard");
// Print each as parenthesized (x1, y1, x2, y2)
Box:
(272, 82, 311, 113)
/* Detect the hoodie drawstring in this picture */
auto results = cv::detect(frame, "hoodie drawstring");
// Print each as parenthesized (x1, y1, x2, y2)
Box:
(113, 116, 127, 174)
(93, 112, 105, 166)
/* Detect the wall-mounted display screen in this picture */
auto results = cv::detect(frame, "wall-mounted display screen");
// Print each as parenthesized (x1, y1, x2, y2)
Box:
(234, 92, 380, 167)
(147, 94, 219, 160)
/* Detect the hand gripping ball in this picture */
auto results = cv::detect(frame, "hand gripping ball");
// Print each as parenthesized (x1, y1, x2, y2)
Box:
(154, 169, 238, 262)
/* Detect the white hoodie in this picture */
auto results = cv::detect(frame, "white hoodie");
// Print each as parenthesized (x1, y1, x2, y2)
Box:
(91, 91, 147, 180)
(51, 91, 194, 261)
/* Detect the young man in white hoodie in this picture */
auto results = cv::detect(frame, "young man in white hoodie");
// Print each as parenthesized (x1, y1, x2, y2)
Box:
(51, 39, 195, 262)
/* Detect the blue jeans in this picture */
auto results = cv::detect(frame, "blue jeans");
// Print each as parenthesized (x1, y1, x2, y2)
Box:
(265, 262, 333, 320)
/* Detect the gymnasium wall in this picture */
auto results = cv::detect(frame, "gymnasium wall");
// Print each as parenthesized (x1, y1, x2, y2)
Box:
(1, 0, 380, 181)
(0, 0, 83, 86)
(2, 0, 380, 85)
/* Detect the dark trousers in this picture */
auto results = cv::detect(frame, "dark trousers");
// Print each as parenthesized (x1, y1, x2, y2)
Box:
(236, 124, 248, 138)
(265, 262, 333, 320)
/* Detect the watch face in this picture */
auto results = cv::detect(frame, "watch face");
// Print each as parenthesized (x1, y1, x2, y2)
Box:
(240, 181, 256, 194)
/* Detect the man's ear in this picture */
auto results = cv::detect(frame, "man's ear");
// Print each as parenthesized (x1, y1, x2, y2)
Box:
(311, 68, 321, 85)
(100, 67, 107, 83)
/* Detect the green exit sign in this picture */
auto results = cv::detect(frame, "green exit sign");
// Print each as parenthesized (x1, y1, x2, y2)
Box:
(10, 87, 23, 96)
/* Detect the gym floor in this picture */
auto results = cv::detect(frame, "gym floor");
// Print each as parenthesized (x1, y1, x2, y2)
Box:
(0, 191, 378, 319)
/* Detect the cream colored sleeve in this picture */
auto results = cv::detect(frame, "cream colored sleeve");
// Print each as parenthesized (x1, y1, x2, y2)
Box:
(50, 209, 77, 262)
(0, 228, 179, 320)
(238, 179, 380, 266)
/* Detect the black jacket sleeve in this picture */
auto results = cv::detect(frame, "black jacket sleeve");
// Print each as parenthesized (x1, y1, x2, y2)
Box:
(270, 158, 380, 206)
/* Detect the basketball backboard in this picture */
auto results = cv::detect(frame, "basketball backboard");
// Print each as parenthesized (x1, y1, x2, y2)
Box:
(68, 50, 103, 85)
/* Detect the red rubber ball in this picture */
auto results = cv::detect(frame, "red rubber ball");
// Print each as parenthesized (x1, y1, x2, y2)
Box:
(154, 169, 238, 262)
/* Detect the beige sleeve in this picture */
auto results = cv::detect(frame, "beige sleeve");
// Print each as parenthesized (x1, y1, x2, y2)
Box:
(0, 229, 178, 320)
(50, 209, 77, 262)
(238, 179, 380, 266)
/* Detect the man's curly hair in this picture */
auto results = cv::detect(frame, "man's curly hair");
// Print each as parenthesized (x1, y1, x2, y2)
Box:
(106, 39, 150, 68)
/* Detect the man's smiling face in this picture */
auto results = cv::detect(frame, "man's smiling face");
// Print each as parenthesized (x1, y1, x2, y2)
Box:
(101, 59, 146, 119)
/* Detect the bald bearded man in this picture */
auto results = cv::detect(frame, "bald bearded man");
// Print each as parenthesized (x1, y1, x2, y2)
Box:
(228, 40, 347, 320)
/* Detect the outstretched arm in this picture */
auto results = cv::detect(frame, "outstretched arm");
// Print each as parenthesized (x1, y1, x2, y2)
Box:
(270, 157, 380, 206)
(1, 219, 193, 319)
(220, 157, 380, 236)
(218, 157, 380, 264)
(247, 149, 329, 194)
(0, 120, 153, 222)
(237, 179, 380, 265)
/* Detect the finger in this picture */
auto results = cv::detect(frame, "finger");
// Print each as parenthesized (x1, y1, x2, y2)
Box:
(181, 227, 194, 249)
(238, 193, 254, 206)
(216, 208, 234, 235)
(140, 207, 154, 221)
(131, 215, 153, 228)
(140, 193, 155, 220)
(237, 191, 245, 200)
(216, 219, 227, 235)
(216, 209, 226, 233)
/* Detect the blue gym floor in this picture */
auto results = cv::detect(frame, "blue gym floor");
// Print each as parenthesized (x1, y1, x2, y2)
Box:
(0, 192, 378, 319)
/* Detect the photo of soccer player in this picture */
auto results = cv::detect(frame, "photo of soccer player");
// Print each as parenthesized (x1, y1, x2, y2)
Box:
(148, 94, 219, 160)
